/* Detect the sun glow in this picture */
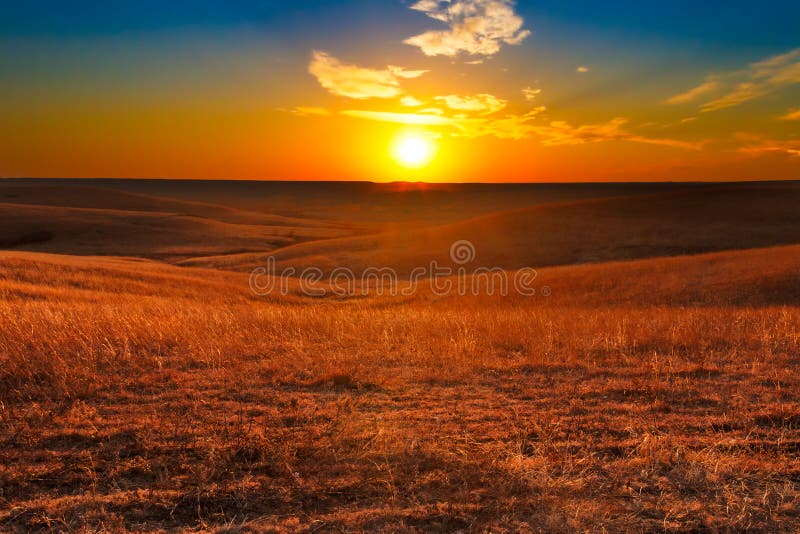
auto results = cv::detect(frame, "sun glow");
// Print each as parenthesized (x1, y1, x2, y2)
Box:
(391, 131, 437, 169)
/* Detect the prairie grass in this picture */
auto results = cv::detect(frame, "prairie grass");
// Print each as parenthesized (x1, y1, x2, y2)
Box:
(1, 251, 800, 531)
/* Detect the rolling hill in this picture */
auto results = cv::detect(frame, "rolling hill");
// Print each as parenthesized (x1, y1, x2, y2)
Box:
(182, 186, 800, 274)
(0, 185, 355, 260)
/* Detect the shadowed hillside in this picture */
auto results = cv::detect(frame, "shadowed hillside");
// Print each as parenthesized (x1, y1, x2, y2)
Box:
(0, 185, 358, 260)
(0, 202, 350, 261)
(3, 178, 730, 228)
(0, 184, 344, 228)
(183, 186, 800, 274)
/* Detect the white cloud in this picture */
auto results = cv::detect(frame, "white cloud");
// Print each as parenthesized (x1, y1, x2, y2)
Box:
(434, 93, 507, 114)
(400, 96, 424, 107)
(404, 0, 531, 58)
(522, 87, 541, 101)
(667, 48, 800, 112)
(308, 51, 427, 100)
(388, 66, 429, 79)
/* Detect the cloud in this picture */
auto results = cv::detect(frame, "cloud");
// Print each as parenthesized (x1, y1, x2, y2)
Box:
(404, 0, 531, 58)
(340, 106, 697, 149)
(667, 48, 800, 112)
(308, 51, 427, 99)
(522, 87, 541, 101)
(400, 96, 424, 107)
(388, 66, 429, 79)
(465, 107, 547, 139)
(701, 82, 765, 112)
(434, 93, 507, 114)
(281, 106, 331, 117)
(665, 80, 721, 104)
(341, 110, 469, 127)
(341, 107, 546, 139)
(576, 66, 589, 73)
(528, 118, 701, 150)
(737, 134, 800, 158)
(779, 108, 800, 120)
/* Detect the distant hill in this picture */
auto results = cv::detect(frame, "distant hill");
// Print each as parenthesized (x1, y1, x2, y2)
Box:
(181, 186, 800, 274)
(0, 207, 351, 263)
(0, 184, 349, 228)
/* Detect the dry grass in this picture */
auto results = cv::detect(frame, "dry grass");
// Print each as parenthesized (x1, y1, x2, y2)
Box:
(188, 185, 800, 275)
(0, 184, 355, 262)
(2, 250, 800, 531)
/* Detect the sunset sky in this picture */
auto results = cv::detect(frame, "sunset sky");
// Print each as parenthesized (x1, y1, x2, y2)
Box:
(1, 1, 799, 182)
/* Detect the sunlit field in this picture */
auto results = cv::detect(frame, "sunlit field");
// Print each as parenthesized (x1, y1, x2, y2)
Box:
(2, 238, 800, 531)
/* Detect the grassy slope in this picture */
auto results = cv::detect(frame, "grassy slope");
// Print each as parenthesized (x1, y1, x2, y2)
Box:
(0, 184, 345, 228)
(1, 247, 799, 530)
(0, 186, 355, 260)
(183, 186, 800, 274)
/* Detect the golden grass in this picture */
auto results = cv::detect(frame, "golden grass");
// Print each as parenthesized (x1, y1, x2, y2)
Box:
(2, 250, 800, 531)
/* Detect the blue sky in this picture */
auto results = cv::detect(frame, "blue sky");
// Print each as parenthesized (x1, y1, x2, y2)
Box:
(3, 1, 798, 47)
(1, 1, 798, 181)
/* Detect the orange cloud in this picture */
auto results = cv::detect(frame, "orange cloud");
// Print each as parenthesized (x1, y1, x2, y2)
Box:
(779, 108, 800, 121)
(280, 106, 331, 117)
(529, 118, 702, 150)
(666, 80, 721, 105)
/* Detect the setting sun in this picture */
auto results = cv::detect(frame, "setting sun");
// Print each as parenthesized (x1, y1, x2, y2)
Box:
(391, 132, 437, 169)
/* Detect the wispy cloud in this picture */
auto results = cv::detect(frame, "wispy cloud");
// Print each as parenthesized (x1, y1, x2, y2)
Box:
(341, 110, 468, 127)
(779, 108, 800, 120)
(576, 66, 589, 73)
(308, 51, 427, 99)
(665, 80, 721, 105)
(522, 87, 541, 101)
(737, 133, 800, 157)
(667, 48, 800, 112)
(340, 106, 698, 149)
(434, 93, 507, 114)
(529, 118, 702, 150)
(280, 106, 331, 117)
(400, 96, 424, 107)
(466, 108, 546, 139)
(404, 0, 530, 58)
(340, 107, 543, 139)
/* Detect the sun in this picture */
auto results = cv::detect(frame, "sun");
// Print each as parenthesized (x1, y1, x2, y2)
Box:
(391, 131, 437, 169)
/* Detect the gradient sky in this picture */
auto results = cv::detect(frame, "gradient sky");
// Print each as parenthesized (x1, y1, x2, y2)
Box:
(1, 1, 799, 182)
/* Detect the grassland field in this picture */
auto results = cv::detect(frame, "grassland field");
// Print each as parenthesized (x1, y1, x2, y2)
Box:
(1, 180, 800, 532)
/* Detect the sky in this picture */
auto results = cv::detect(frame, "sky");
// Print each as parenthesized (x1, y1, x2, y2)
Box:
(1, 0, 799, 182)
